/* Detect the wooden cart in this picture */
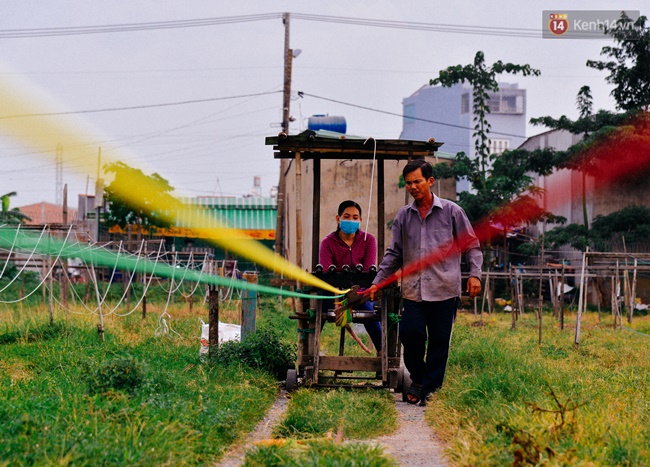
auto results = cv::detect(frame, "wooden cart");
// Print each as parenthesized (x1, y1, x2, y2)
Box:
(266, 130, 443, 392)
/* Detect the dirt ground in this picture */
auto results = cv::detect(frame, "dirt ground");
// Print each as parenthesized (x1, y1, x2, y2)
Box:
(216, 390, 448, 467)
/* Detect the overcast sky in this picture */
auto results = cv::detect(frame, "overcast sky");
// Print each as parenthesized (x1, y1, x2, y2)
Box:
(1, 0, 647, 209)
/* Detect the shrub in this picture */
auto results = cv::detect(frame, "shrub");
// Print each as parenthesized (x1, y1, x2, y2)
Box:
(84, 354, 147, 395)
(209, 329, 296, 380)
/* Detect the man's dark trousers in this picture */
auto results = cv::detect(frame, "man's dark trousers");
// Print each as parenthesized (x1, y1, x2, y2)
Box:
(400, 297, 458, 396)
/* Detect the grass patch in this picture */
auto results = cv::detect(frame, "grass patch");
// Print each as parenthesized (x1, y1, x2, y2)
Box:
(427, 310, 650, 466)
(0, 300, 281, 465)
(244, 439, 397, 467)
(274, 388, 397, 440)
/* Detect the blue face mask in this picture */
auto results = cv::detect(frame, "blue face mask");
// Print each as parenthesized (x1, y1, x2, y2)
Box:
(339, 220, 360, 235)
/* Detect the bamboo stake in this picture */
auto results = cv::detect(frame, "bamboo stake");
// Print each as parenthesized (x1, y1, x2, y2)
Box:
(611, 275, 617, 329)
(560, 258, 566, 331)
(574, 248, 588, 348)
(89, 257, 105, 342)
(630, 258, 638, 323)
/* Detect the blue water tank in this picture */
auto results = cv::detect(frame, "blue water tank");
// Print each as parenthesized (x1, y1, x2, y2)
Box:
(307, 115, 347, 134)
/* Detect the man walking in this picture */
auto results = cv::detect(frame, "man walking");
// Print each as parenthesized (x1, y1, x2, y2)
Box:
(368, 159, 482, 405)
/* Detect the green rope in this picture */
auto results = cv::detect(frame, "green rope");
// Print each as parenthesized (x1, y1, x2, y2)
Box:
(0, 227, 345, 301)
(297, 327, 315, 340)
(388, 312, 401, 332)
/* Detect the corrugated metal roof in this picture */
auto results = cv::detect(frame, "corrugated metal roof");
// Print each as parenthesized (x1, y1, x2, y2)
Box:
(176, 196, 277, 231)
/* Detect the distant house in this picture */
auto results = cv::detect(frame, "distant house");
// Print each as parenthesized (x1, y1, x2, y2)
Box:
(17, 201, 77, 225)
(401, 82, 528, 193)
(104, 196, 277, 265)
(519, 129, 650, 239)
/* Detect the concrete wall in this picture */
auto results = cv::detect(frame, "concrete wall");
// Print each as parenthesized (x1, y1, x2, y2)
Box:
(520, 128, 650, 234)
(282, 157, 455, 272)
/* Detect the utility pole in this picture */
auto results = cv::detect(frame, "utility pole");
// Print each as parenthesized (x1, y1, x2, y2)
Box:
(55, 144, 63, 205)
(274, 12, 291, 259)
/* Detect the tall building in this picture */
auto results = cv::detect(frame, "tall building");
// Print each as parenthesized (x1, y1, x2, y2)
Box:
(400, 82, 528, 193)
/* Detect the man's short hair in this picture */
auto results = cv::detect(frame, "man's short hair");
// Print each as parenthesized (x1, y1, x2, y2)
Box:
(403, 159, 433, 179)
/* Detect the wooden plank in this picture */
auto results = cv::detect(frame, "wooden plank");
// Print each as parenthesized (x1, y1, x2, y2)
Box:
(301, 355, 400, 372)
(274, 150, 431, 160)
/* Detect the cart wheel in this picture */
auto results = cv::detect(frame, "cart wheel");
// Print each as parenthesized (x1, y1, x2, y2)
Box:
(285, 369, 298, 393)
(395, 365, 405, 393)
(401, 367, 412, 402)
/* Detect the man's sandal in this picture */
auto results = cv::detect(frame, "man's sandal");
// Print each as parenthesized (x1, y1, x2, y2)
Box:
(406, 383, 422, 405)
(419, 392, 433, 407)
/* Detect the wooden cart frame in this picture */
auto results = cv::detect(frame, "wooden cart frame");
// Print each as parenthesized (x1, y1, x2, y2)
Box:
(266, 130, 443, 391)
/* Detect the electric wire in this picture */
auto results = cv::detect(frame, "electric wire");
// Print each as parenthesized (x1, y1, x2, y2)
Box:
(298, 91, 529, 139)
(0, 13, 283, 38)
(0, 13, 542, 40)
(0, 91, 283, 119)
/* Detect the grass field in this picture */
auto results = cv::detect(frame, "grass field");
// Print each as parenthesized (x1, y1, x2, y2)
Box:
(428, 310, 650, 466)
(0, 300, 279, 466)
(3, 285, 649, 466)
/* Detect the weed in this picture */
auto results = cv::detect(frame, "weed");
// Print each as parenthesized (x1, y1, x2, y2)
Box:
(209, 328, 296, 380)
(83, 354, 147, 395)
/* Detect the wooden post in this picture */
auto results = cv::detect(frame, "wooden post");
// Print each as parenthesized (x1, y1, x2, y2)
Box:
(560, 258, 566, 330)
(208, 283, 219, 350)
(295, 151, 302, 270)
(480, 268, 489, 317)
(141, 295, 147, 321)
(90, 259, 105, 342)
(41, 251, 47, 306)
(241, 272, 258, 341)
(141, 241, 147, 321)
(629, 259, 638, 323)
(48, 252, 54, 325)
(574, 248, 588, 348)
(611, 275, 617, 329)
(61, 185, 69, 308)
(378, 158, 385, 259)
(312, 158, 321, 271)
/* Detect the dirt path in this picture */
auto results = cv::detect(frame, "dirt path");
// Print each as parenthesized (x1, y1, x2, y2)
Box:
(371, 392, 448, 466)
(216, 389, 290, 467)
(216, 390, 448, 466)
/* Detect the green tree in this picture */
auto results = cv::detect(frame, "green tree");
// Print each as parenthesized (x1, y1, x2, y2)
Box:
(103, 162, 175, 234)
(586, 13, 650, 111)
(431, 51, 540, 188)
(526, 12, 650, 253)
(429, 52, 562, 254)
(0, 192, 31, 225)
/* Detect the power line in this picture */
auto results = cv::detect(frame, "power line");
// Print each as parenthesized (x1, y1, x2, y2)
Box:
(0, 13, 283, 38)
(0, 12, 542, 40)
(0, 91, 282, 119)
(298, 91, 529, 139)
(291, 13, 541, 38)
